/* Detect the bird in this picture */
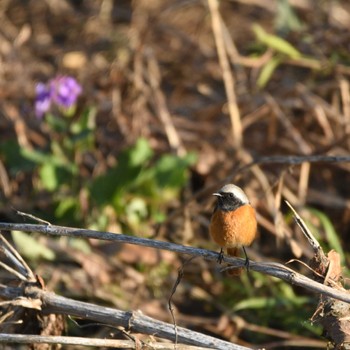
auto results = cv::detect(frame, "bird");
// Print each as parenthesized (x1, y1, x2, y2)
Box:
(209, 184, 257, 276)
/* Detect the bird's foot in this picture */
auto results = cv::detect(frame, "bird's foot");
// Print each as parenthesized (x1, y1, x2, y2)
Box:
(217, 248, 224, 264)
(243, 246, 250, 272)
(244, 256, 250, 272)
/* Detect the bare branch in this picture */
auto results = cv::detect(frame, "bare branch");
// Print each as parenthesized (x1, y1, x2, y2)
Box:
(0, 333, 217, 349)
(0, 285, 252, 350)
(0, 222, 350, 304)
(252, 154, 350, 166)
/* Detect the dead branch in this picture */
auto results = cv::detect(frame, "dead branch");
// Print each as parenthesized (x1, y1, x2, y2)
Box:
(0, 222, 349, 305)
(0, 333, 216, 349)
(0, 284, 251, 350)
(252, 154, 350, 166)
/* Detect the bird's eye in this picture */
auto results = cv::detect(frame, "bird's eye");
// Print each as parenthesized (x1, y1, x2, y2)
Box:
(228, 193, 234, 198)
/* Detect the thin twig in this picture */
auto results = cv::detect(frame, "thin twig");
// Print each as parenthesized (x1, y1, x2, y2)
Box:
(0, 234, 35, 281)
(169, 269, 182, 348)
(286, 259, 324, 279)
(284, 201, 323, 254)
(168, 257, 197, 349)
(15, 210, 51, 226)
(0, 261, 27, 281)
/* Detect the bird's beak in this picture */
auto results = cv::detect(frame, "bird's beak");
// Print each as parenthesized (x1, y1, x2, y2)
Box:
(212, 192, 222, 197)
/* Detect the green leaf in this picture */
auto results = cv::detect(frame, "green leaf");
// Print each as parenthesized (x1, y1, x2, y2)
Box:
(12, 231, 55, 261)
(20, 142, 79, 185)
(308, 208, 345, 264)
(89, 138, 154, 206)
(70, 107, 97, 135)
(233, 297, 277, 311)
(69, 108, 96, 153)
(0, 140, 35, 173)
(128, 138, 153, 167)
(45, 113, 69, 132)
(21, 148, 52, 164)
(39, 162, 59, 191)
(153, 152, 197, 189)
(21, 147, 77, 174)
(257, 56, 282, 88)
(252, 24, 301, 58)
(232, 295, 309, 312)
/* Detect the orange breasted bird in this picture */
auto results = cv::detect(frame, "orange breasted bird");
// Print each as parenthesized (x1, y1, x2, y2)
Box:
(209, 184, 257, 276)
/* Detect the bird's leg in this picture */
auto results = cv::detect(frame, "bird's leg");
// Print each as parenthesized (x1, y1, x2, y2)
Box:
(242, 246, 250, 272)
(217, 248, 225, 264)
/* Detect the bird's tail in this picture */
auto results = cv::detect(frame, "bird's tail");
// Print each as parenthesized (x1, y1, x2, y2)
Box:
(226, 247, 243, 276)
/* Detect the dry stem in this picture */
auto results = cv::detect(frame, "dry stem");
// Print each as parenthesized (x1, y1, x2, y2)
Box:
(207, 0, 242, 148)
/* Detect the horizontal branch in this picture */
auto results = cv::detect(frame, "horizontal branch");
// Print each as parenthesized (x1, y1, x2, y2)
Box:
(0, 333, 217, 349)
(0, 222, 349, 305)
(0, 334, 137, 349)
(252, 155, 350, 165)
(0, 285, 251, 350)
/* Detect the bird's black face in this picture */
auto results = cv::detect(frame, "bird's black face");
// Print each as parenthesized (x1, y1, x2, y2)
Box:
(215, 192, 244, 212)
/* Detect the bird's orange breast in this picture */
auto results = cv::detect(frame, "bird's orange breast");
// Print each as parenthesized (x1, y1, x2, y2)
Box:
(210, 205, 257, 248)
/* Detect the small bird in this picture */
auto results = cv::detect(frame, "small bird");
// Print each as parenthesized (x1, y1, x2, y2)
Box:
(209, 184, 257, 276)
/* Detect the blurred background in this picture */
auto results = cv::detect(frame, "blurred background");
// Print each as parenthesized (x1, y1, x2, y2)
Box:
(1, 0, 350, 349)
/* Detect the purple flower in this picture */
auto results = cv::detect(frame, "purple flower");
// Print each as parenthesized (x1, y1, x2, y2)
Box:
(50, 76, 82, 110)
(34, 76, 82, 118)
(35, 82, 52, 118)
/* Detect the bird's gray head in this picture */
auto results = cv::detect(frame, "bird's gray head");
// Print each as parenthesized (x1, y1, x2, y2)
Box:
(213, 184, 249, 211)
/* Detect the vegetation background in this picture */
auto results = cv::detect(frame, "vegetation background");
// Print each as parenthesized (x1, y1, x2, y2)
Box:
(1, 0, 350, 349)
